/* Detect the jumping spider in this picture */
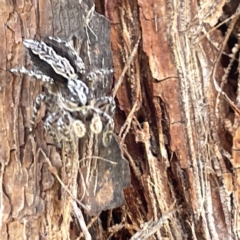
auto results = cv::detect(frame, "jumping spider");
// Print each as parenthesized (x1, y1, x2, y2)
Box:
(11, 36, 115, 148)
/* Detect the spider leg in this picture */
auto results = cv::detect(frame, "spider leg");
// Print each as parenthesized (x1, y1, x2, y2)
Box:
(86, 68, 114, 82)
(102, 122, 114, 147)
(29, 93, 46, 133)
(44, 111, 61, 148)
(94, 96, 115, 115)
(10, 67, 54, 84)
(57, 112, 76, 152)
(45, 36, 85, 74)
(23, 39, 78, 80)
(92, 107, 114, 128)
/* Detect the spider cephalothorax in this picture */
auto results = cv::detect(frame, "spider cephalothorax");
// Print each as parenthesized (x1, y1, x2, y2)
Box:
(11, 36, 115, 149)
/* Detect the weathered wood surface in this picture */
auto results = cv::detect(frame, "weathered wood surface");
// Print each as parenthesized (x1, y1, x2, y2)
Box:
(0, 0, 130, 239)
(105, 0, 240, 239)
(1, 0, 240, 239)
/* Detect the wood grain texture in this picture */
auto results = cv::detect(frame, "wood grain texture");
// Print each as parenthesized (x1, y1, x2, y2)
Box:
(0, 0, 130, 239)
(1, 0, 240, 239)
(104, 0, 239, 239)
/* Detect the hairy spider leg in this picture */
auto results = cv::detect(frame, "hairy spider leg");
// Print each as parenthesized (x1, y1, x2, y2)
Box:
(29, 93, 46, 132)
(18, 40, 89, 99)
(94, 96, 115, 115)
(57, 112, 76, 152)
(86, 68, 114, 82)
(102, 123, 114, 147)
(46, 36, 85, 74)
(86, 68, 114, 92)
(10, 67, 54, 84)
(23, 39, 78, 81)
(44, 111, 62, 148)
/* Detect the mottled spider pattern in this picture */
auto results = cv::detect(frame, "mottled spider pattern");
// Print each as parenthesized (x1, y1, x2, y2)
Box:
(11, 36, 115, 149)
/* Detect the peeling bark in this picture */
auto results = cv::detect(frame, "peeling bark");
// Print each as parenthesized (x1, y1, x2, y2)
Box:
(1, 0, 240, 239)
(104, 0, 240, 239)
(1, 0, 129, 239)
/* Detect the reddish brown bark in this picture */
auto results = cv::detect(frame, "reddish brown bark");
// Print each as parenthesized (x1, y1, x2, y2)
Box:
(1, 0, 240, 239)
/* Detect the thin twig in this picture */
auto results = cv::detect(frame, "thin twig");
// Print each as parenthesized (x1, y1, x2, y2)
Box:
(129, 209, 178, 240)
(112, 36, 141, 98)
(212, 4, 240, 116)
(72, 201, 92, 240)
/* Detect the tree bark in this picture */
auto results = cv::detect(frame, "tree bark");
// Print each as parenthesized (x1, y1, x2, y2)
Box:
(1, 0, 240, 239)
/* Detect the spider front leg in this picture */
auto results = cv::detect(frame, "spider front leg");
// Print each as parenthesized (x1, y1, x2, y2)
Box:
(44, 111, 61, 148)
(29, 93, 46, 133)
(45, 36, 85, 74)
(94, 96, 115, 115)
(86, 68, 114, 91)
(23, 39, 78, 81)
(102, 122, 114, 147)
(57, 112, 79, 152)
(86, 68, 114, 82)
(10, 66, 54, 84)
